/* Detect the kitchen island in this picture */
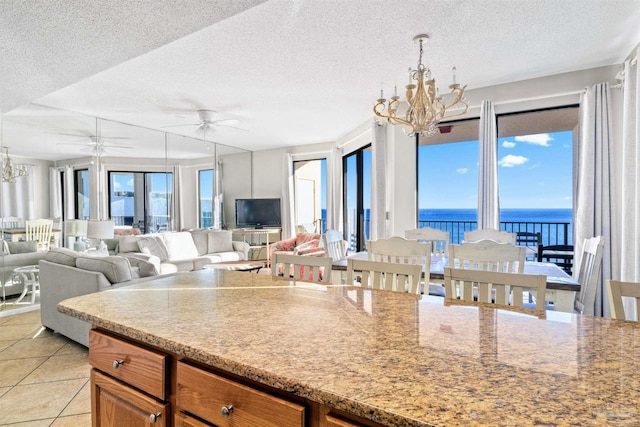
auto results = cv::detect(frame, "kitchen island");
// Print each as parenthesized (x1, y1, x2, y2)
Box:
(58, 269, 640, 426)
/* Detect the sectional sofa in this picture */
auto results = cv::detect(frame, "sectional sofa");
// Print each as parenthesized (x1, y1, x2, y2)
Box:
(40, 229, 250, 346)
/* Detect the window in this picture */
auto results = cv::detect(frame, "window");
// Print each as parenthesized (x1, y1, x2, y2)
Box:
(108, 171, 173, 234)
(293, 159, 327, 233)
(343, 145, 371, 253)
(199, 169, 214, 228)
(496, 106, 578, 246)
(74, 169, 90, 220)
(417, 120, 479, 243)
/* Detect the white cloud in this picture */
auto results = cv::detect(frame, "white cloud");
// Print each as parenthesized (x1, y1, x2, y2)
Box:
(127, 179, 134, 187)
(113, 181, 121, 190)
(456, 168, 468, 174)
(515, 133, 553, 147)
(528, 162, 540, 170)
(502, 141, 516, 148)
(499, 154, 528, 168)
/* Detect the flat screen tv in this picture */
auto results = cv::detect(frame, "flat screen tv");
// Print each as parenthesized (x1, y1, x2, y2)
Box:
(235, 198, 282, 229)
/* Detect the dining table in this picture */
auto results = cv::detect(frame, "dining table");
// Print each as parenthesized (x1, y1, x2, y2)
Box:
(331, 252, 580, 312)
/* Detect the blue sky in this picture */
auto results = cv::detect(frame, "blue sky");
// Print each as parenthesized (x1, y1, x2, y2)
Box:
(418, 130, 573, 209)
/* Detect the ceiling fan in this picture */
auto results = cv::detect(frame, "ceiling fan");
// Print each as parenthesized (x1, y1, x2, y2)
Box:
(55, 132, 134, 155)
(163, 110, 246, 137)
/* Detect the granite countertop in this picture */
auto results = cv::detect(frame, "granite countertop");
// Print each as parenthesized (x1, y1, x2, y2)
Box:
(58, 270, 640, 426)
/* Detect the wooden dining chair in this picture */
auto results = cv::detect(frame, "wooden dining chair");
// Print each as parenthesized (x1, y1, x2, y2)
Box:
(25, 218, 53, 251)
(463, 228, 516, 244)
(271, 253, 333, 284)
(347, 258, 423, 294)
(573, 236, 605, 316)
(444, 267, 547, 312)
(367, 236, 436, 295)
(607, 280, 640, 321)
(404, 227, 449, 256)
(448, 239, 526, 273)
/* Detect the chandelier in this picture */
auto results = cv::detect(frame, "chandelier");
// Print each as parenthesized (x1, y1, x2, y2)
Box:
(2, 147, 29, 183)
(374, 34, 468, 137)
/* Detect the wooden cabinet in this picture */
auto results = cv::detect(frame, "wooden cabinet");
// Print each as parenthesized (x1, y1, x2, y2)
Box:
(89, 330, 170, 427)
(176, 361, 305, 427)
(91, 370, 169, 426)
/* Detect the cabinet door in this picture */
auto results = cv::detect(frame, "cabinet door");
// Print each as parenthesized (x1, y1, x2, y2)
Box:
(92, 369, 169, 427)
(326, 414, 364, 427)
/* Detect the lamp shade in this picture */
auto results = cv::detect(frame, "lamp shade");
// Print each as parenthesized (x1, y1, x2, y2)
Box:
(65, 219, 88, 237)
(87, 220, 115, 240)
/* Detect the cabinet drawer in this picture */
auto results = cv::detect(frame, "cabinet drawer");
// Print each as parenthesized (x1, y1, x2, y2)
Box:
(175, 412, 211, 427)
(89, 330, 168, 400)
(177, 362, 305, 427)
(92, 369, 169, 426)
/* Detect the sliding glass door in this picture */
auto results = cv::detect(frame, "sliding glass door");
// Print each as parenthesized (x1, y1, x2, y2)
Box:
(343, 145, 371, 253)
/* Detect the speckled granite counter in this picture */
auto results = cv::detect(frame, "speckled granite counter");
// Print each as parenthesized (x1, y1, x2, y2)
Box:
(59, 269, 640, 426)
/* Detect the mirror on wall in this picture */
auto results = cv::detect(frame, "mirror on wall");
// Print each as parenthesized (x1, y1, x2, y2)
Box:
(0, 103, 252, 311)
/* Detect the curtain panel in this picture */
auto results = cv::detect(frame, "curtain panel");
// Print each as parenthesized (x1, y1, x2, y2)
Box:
(477, 100, 500, 230)
(576, 82, 613, 317)
(370, 121, 387, 240)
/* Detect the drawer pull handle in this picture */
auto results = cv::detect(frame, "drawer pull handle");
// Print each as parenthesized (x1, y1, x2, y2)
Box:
(112, 359, 125, 369)
(149, 412, 162, 423)
(221, 404, 234, 417)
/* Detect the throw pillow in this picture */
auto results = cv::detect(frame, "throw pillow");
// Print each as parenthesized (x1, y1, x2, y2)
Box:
(76, 256, 133, 284)
(136, 236, 169, 262)
(190, 229, 209, 256)
(208, 230, 233, 253)
(7, 240, 38, 254)
(163, 231, 199, 260)
(44, 247, 85, 267)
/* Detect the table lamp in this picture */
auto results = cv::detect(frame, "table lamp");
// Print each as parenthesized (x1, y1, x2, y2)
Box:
(65, 219, 88, 251)
(87, 220, 115, 251)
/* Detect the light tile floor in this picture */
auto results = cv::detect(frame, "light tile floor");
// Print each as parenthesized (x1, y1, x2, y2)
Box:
(0, 309, 91, 426)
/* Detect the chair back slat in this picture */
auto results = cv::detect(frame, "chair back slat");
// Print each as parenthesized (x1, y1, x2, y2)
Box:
(347, 259, 422, 294)
(607, 279, 640, 321)
(272, 253, 332, 284)
(405, 227, 449, 256)
(574, 236, 605, 315)
(448, 240, 525, 274)
(25, 218, 53, 251)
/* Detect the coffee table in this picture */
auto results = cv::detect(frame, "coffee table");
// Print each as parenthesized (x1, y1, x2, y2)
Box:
(12, 265, 40, 305)
(203, 261, 265, 273)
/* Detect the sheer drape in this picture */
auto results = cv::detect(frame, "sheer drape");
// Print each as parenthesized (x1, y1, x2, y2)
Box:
(171, 165, 183, 231)
(477, 100, 500, 229)
(370, 122, 387, 240)
(576, 82, 613, 317)
(326, 146, 342, 231)
(213, 161, 223, 229)
(1, 167, 34, 219)
(281, 153, 295, 239)
(49, 167, 62, 219)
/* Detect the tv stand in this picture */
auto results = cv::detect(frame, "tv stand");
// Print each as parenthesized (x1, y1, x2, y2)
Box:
(232, 228, 281, 266)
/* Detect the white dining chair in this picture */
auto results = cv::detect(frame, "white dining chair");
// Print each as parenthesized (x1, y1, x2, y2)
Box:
(347, 258, 422, 294)
(607, 279, 640, 321)
(573, 236, 605, 316)
(444, 267, 547, 312)
(448, 239, 526, 273)
(463, 228, 516, 244)
(404, 227, 449, 256)
(272, 253, 333, 284)
(322, 229, 347, 261)
(367, 236, 437, 295)
(25, 218, 54, 251)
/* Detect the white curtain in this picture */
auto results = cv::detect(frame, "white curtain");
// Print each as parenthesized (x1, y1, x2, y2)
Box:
(49, 167, 62, 219)
(477, 100, 500, 229)
(171, 165, 183, 231)
(213, 161, 223, 229)
(326, 146, 342, 231)
(370, 121, 387, 240)
(576, 82, 613, 317)
(2, 167, 34, 219)
(281, 153, 295, 239)
(64, 165, 74, 219)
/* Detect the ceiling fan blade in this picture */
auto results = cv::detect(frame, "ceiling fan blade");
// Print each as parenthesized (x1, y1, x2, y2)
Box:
(215, 124, 248, 132)
(211, 118, 240, 126)
(161, 122, 202, 128)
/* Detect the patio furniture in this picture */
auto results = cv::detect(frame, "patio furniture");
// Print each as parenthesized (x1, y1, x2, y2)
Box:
(444, 267, 547, 312)
(538, 244, 574, 275)
(347, 258, 422, 294)
(515, 231, 542, 261)
(573, 236, 605, 316)
(607, 279, 640, 321)
(463, 228, 516, 244)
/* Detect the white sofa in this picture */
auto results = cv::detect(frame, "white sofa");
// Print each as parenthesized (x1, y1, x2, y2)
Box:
(116, 229, 249, 274)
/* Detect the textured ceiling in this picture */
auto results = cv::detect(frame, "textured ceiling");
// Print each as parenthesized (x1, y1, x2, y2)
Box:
(2, 0, 640, 160)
